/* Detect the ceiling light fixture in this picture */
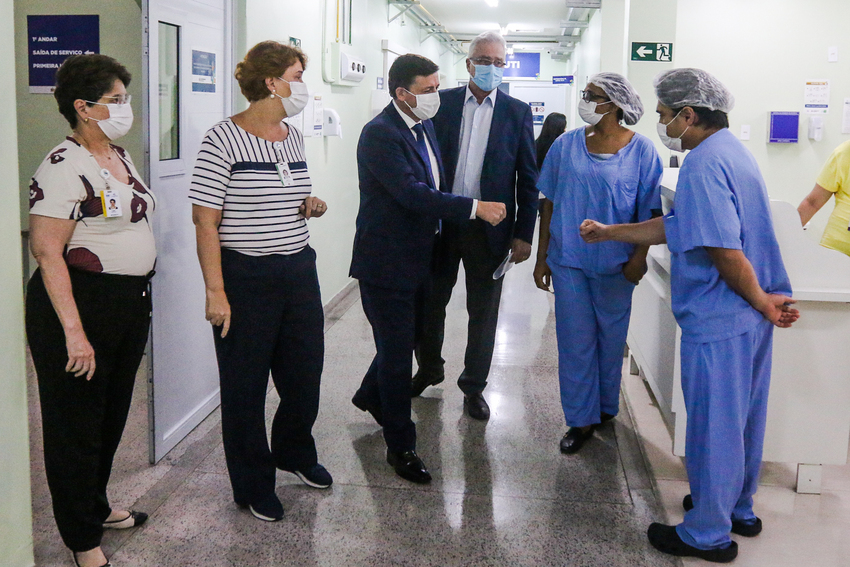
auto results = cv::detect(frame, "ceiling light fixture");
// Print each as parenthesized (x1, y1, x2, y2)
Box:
(485, 0, 499, 7)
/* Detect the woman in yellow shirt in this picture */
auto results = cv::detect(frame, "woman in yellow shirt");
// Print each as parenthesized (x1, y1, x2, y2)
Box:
(798, 140, 850, 256)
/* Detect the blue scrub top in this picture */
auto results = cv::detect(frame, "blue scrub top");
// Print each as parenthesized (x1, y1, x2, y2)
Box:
(663, 128, 792, 343)
(538, 127, 662, 274)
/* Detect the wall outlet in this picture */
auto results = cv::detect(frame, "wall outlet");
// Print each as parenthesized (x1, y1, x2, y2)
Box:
(828, 46, 839, 62)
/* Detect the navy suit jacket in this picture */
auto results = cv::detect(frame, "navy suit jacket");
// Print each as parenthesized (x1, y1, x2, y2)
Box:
(432, 86, 539, 256)
(350, 102, 475, 291)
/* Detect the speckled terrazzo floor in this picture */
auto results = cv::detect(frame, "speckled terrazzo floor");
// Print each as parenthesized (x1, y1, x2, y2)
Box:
(27, 258, 678, 567)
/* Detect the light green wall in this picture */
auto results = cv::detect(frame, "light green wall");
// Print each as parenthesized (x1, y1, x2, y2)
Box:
(245, 0, 459, 303)
(567, 9, 604, 130)
(673, 0, 850, 241)
(15, 0, 144, 234)
(623, 0, 850, 241)
(0, 0, 35, 563)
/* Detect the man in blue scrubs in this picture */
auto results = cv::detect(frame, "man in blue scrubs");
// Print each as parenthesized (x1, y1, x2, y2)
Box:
(579, 68, 799, 563)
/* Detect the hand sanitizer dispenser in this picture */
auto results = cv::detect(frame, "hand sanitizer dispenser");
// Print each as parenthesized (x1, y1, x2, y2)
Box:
(809, 116, 824, 141)
(323, 108, 342, 138)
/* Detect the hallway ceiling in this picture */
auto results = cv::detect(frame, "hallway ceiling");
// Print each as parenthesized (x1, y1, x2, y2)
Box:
(410, 0, 597, 59)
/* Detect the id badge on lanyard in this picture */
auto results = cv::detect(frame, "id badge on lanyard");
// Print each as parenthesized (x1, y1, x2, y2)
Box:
(273, 141, 294, 187)
(99, 168, 123, 218)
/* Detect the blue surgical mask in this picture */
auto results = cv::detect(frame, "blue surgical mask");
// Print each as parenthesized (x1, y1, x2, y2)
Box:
(471, 64, 503, 92)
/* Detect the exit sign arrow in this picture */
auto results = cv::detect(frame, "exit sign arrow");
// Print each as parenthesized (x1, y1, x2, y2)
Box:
(631, 42, 673, 62)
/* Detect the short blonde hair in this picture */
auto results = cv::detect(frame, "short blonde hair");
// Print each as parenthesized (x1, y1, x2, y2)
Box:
(235, 41, 308, 102)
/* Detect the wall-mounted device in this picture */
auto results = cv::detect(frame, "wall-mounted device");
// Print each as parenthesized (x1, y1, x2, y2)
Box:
(808, 115, 824, 142)
(768, 111, 799, 144)
(324, 43, 365, 86)
(339, 50, 366, 82)
(323, 108, 342, 138)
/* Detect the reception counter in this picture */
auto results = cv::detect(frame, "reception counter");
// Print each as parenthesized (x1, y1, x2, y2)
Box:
(627, 168, 850, 493)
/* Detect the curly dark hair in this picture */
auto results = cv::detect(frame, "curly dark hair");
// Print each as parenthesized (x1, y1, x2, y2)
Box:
(235, 41, 308, 103)
(54, 54, 132, 129)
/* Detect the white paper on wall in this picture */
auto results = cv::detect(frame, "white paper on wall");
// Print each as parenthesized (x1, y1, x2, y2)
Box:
(805, 80, 830, 114)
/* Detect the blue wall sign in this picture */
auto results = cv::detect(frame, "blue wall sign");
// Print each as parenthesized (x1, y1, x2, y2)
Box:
(28, 15, 99, 94)
(192, 50, 217, 93)
(552, 75, 574, 85)
(769, 111, 799, 143)
(503, 53, 540, 78)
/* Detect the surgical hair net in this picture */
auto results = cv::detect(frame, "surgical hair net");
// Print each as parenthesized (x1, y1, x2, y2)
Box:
(588, 72, 644, 125)
(653, 68, 735, 113)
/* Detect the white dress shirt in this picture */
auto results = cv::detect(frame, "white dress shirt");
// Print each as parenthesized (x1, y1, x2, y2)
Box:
(452, 86, 498, 202)
(392, 100, 477, 218)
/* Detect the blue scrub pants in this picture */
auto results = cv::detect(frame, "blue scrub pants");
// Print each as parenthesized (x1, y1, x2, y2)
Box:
(550, 264, 635, 428)
(677, 318, 773, 550)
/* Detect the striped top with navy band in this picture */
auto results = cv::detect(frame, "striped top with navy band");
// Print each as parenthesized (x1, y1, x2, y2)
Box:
(189, 118, 312, 256)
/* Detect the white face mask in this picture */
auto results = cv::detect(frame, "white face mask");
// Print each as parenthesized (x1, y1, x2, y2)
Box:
(657, 109, 688, 152)
(87, 102, 134, 140)
(274, 78, 310, 117)
(402, 89, 441, 121)
(578, 98, 613, 126)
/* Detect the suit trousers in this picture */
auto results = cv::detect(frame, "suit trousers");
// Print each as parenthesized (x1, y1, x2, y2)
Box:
(214, 247, 324, 506)
(417, 220, 504, 395)
(355, 280, 429, 452)
(26, 267, 151, 552)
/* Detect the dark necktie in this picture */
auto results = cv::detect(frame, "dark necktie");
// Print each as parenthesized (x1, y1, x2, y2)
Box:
(412, 123, 436, 189)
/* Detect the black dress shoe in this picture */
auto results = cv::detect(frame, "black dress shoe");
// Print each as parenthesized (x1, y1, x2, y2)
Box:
(647, 522, 737, 563)
(463, 393, 490, 420)
(600, 412, 616, 423)
(386, 450, 432, 484)
(559, 426, 595, 454)
(352, 394, 383, 426)
(682, 494, 763, 537)
(411, 370, 444, 397)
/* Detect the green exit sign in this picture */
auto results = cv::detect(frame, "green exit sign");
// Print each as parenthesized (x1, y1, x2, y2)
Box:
(631, 42, 673, 62)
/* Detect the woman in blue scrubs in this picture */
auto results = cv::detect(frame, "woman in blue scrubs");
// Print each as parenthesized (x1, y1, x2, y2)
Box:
(580, 68, 800, 563)
(534, 72, 662, 454)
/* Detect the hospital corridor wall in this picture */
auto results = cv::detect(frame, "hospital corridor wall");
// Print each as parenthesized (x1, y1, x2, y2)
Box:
(626, 0, 850, 243)
(0, 0, 34, 563)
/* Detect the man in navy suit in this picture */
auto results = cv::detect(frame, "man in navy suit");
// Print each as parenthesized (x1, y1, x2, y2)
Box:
(350, 54, 506, 484)
(413, 32, 539, 421)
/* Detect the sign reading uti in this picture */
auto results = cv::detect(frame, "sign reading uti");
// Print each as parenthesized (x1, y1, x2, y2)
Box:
(503, 53, 540, 78)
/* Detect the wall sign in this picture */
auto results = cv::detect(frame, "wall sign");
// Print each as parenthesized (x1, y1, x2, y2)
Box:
(191, 50, 216, 93)
(631, 42, 672, 62)
(552, 75, 574, 85)
(768, 111, 799, 144)
(28, 15, 99, 94)
(504, 53, 540, 78)
(804, 79, 830, 114)
(530, 101, 545, 125)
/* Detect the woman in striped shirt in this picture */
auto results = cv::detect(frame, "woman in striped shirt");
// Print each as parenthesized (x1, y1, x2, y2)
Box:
(189, 41, 329, 522)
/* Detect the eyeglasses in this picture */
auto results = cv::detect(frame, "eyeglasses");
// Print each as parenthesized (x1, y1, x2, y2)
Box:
(579, 90, 610, 104)
(89, 94, 132, 105)
(470, 57, 506, 68)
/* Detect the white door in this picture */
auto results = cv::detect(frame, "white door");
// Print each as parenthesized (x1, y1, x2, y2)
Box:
(144, 0, 232, 462)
